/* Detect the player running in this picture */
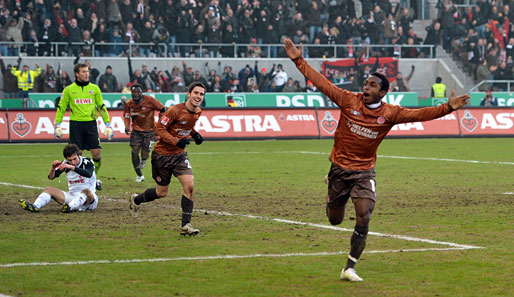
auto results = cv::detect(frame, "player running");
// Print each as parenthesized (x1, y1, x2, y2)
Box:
(54, 63, 113, 191)
(19, 144, 99, 213)
(123, 83, 165, 182)
(283, 38, 470, 282)
(129, 82, 205, 236)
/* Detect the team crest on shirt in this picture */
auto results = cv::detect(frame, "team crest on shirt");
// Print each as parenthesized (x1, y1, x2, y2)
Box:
(351, 110, 360, 116)
(89, 90, 94, 95)
(142, 106, 147, 110)
(320, 111, 338, 134)
(161, 116, 169, 125)
(377, 116, 386, 124)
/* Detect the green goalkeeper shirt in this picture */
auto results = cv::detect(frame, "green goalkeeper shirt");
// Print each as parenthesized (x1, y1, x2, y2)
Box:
(55, 80, 111, 124)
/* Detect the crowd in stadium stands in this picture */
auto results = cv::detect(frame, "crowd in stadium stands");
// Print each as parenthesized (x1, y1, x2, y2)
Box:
(0, 0, 513, 94)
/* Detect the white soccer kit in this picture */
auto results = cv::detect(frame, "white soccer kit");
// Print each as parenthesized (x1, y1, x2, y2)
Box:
(55, 156, 98, 211)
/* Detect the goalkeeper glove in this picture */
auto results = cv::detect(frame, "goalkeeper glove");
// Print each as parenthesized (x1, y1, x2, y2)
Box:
(54, 123, 63, 138)
(104, 122, 114, 140)
(191, 132, 203, 145)
(176, 138, 190, 149)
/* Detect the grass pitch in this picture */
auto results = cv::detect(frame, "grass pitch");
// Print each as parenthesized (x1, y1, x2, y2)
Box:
(0, 138, 513, 297)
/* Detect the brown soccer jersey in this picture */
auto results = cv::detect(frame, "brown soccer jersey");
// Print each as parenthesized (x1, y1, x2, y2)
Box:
(294, 57, 453, 171)
(153, 103, 202, 156)
(123, 95, 165, 132)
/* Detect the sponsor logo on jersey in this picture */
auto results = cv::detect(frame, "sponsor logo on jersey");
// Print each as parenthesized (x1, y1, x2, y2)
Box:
(69, 177, 86, 184)
(347, 120, 379, 139)
(75, 98, 92, 104)
(161, 116, 169, 125)
(461, 110, 478, 132)
(177, 129, 192, 136)
(377, 116, 386, 124)
(181, 121, 187, 124)
(11, 113, 32, 137)
(320, 111, 338, 134)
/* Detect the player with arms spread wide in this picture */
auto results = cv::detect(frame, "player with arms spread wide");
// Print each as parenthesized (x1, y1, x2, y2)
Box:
(19, 144, 99, 213)
(123, 83, 165, 182)
(54, 63, 113, 191)
(283, 38, 470, 282)
(129, 82, 205, 236)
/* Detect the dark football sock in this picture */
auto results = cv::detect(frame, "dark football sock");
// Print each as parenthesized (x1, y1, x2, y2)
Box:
(131, 152, 141, 176)
(93, 158, 101, 175)
(134, 188, 158, 205)
(181, 195, 194, 227)
(345, 225, 369, 270)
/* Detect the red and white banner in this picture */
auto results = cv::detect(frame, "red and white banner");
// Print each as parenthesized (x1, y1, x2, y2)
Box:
(1, 108, 513, 142)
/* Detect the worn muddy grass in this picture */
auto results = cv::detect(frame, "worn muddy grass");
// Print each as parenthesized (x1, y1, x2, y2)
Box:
(1, 139, 513, 296)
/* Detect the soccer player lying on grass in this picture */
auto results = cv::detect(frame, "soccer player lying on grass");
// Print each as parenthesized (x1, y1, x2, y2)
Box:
(129, 82, 205, 236)
(19, 144, 99, 213)
(283, 38, 470, 282)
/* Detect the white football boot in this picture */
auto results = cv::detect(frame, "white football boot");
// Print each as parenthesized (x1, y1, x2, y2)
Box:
(128, 193, 140, 218)
(135, 175, 145, 183)
(340, 268, 363, 282)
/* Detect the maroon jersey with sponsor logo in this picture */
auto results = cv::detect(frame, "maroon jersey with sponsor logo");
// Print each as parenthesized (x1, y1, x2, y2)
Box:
(294, 57, 453, 171)
(123, 95, 164, 132)
(153, 103, 201, 156)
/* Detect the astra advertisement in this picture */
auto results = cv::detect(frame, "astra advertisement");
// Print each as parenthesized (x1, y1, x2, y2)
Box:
(0, 108, 513, 142)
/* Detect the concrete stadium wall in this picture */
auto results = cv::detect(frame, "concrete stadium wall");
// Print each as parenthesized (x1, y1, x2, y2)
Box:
(0, 57, 442, 98)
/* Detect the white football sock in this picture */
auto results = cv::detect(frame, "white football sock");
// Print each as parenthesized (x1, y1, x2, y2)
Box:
(68, 193, 87, 211)
(33, 192, 51, 209)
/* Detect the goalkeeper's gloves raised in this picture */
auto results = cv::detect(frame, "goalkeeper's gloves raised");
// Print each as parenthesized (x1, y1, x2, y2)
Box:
(104, 122, 114, 140)
(191, 132, 203, 145)
(176, 138, 190, 149)
(54, 123, 63, 138)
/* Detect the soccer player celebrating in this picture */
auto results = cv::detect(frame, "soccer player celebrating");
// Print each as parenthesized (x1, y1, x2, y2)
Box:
(283, 38, 470, 282)
(19, 144, 99, 213)
(129, 82, 206, 236)
(123, 84, 165, 182)
(54, 63, 113, 191)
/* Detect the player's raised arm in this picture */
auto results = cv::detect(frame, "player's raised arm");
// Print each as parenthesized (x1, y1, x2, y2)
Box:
(283, 38, 346, 107)
(447, 90, 471, 111)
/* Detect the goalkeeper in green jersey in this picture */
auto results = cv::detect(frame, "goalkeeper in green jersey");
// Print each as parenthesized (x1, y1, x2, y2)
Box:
(54, 63, 113, 190)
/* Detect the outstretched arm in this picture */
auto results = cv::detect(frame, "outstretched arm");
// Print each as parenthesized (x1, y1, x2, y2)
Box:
(283, 38, 348, 107)
(447, 90, 470, 111)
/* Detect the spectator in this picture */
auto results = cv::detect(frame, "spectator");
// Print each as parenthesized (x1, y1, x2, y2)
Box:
(93, 23, 109, 57)
(109, 27, 125, 57)
(306, 0, 322, 43)
(282, 78, 296, 92)
(39, 18, 55, 56)
(36, 64, 60, 93)
(12, 61, 41, 100)
(431, 76, 446, 98)
(127, 56, 148, 89)
(26, 30, 40, 56)
(80, 30, 94, 57)
(85, 60, 100, 84)
(182, 61, 195, 86)
(229, 78, 244, 92)
(220, 23, 237, 57)
(107, 0, 123, 28)
(238, 64, 254, 87)
(6, 17, 24, 56)
(476, 59, 492, 90)
(440, 2, 457, 53)
(119, 0, 134, 24)
(304, 80, 318, 92)
(66, 18, 82, 57)
(207, 22, 222, 57)
(391, 65, 415, 92)
(480, 91, 498, 106)
(254, 62, 274, 92)
(263, 24, 279, 58)
(98, 65, 118, 92)
(0, 54, 19, 98)
(247, 38, 263, 58)
(56, 64, 72, 92)
(167, 65, 186, 92)
(122, 22, 140, 56)
(272, 64, 288, 91)
(192, 24, 207, 57)
(139, 21, 154, 57)
(156, 71, 171, 92)
(192, 70, 208, 86)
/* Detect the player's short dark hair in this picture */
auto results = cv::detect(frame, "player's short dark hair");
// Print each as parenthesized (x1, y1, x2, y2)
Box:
(187, 82, 206, 94)
(436, 76, 442, 83)
(73, 63, 88, 74)
(131, 83, 144, 91)
(63, 144, 80, 158)
(371, 72, 389, 92)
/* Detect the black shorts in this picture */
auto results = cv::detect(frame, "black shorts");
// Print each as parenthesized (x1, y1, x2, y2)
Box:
(69, 120, 101, 150)
(151, 151, 193, 186)
(130, 130, 157, 151)
(326, 163, 377, 209)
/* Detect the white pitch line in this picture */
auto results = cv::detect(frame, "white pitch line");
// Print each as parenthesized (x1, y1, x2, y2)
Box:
(0, 247, 476, 269)
(504, 192, 514, 195)
(377, 155, 514, 166)
(195, 209, 482, 250)
(0, 182, 44, 190)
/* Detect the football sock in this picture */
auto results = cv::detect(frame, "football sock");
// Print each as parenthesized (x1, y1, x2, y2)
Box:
(131, 152, 143, 176)
(93, 158, 101, 175)
(68, 193, 87, 211)
(181, 195, 194, 227)
(134, 188, 158, 205)
(33, 192, 51, 209)
(345, 225, 369, 270)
